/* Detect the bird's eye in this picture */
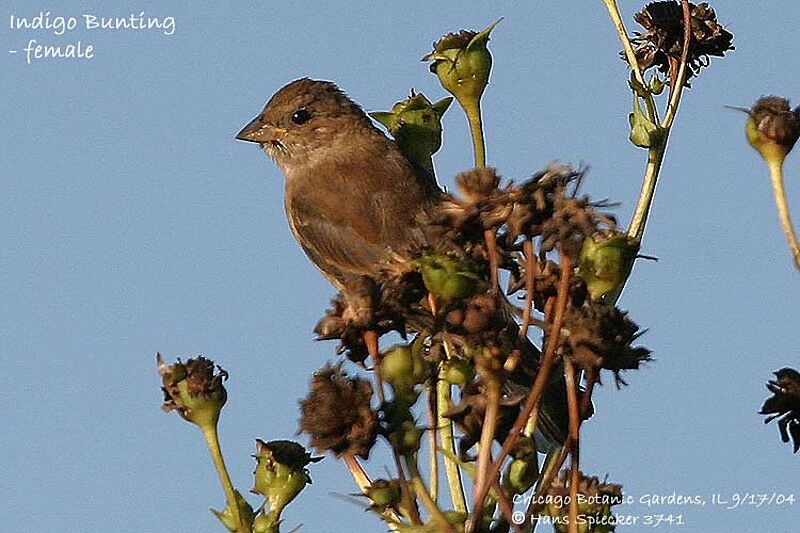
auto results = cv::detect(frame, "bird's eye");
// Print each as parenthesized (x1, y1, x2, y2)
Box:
(291, 108, 312, 125)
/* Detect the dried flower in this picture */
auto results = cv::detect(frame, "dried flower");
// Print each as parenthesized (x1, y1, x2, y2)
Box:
(298, 364, 378, 459)
(760, 368, 800, 453)
(744, 96, 800, 165)
(564, 305, 651, 387)
(540, 195, 601, 261)
(629, 1, 733, 84)
(158, 353, 228, 429)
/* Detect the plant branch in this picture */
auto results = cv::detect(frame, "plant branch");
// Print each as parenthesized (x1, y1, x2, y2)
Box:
(564, 361, 581, 533)
(468, 253, 572, 528)
(437, 370, 468, 512)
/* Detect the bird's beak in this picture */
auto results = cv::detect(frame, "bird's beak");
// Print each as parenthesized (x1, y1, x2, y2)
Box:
(235, 117, 286, 143)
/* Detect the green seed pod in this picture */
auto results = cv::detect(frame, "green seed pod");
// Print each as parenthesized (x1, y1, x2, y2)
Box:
(413, 254, 483, 307)
(381, 345, 417, 390)
(423, 19, 501, 108)
(370, 92, 453, 177)
(578, 231, 639, 303)
(442, 359, 475, 387)
(251, 440, 321, 519)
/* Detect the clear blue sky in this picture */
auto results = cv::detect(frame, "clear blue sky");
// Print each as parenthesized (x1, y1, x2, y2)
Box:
(2, 1, 798, 531)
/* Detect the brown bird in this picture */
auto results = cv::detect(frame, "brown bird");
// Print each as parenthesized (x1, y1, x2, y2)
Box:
(236, 78, 569, 449)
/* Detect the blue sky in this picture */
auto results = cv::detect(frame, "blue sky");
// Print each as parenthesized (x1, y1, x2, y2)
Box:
(2, 1, 798, 531)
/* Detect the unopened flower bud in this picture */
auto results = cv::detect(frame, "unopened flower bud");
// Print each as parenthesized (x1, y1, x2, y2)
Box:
(629, 93, 665, 149)
(365, 478, 403, 510)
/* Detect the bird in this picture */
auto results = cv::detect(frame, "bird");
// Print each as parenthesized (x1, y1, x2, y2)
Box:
(236, 78, 569, 450)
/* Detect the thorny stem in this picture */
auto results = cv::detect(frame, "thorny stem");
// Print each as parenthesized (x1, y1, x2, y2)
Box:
(437, 370, 468, 512)
(405, 454, 456, 532)
(201, 425, 248, 532)
(767, 159, 800, 270)
(474, 378, 501, 508)
(564, 361, 581, 533)
(468, 254, 573, 531)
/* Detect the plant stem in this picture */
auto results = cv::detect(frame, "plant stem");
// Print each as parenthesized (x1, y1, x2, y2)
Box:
(405, 454, 455, 532)
(201, 425, 246, 531)
(463, 99, 486, 168)
(564, 362, 581, 533)
(474, 378, 501, 508)
(427, 384, 439, 503)
(627, 0, 690, 244)
(469, 254, 573, 527)
(602, 0, 645, 87)
(437, 373, 468, 512)
(344, 455, 404, 529)
(627, 145, 666, 242)
(767, 159, 800, 269)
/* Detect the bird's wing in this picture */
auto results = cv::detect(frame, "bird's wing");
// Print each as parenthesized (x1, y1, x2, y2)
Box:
(286, 193, 398, 287)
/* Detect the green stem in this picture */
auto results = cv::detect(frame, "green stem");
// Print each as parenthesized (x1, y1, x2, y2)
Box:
(627, 144, 666, 242)
(463, 99, 486, 168)
(602, 0, 644, 86)
(601, 0, 660, 123)
(437, 373, 467, 512)
(627, 1, 690, 246)
(602, 0, 660, 124)
(201, 425, 245, 528)
(767, 159, 800, 270)
(405, 454, 455, 532)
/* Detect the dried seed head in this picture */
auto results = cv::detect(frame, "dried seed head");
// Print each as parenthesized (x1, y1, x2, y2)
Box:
(745, 96, 800, 165)
(298, 364, 378, 459)
(760, 368, 800, 453)
(628, 1, 733, 85)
